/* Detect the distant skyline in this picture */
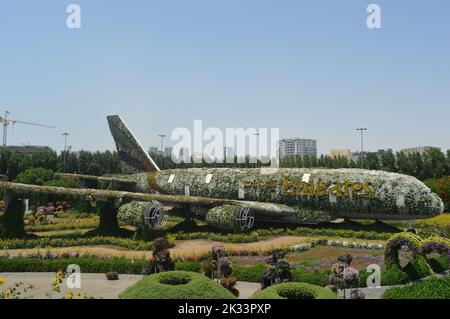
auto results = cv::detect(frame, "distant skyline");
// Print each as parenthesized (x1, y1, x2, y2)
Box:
(0, 1, 449, 155)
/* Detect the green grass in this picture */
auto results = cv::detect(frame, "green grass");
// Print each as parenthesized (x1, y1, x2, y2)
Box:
(382, 276, 450, 299)
(120, 271, 236, 299)
(250, 282, 337, 299)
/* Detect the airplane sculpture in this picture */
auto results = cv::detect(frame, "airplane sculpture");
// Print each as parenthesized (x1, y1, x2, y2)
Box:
(0, 115, 445, 233)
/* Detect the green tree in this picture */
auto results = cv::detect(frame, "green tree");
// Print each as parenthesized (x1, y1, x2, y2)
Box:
(14, 168, 55, 185)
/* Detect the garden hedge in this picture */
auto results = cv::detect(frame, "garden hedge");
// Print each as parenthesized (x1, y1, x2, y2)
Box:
(0, 236, 160, 250)
(382, 276, 450, 299)
(0, 256, 147, 274)
(120, 271, 236, 299)
(250, 282, 336, 299)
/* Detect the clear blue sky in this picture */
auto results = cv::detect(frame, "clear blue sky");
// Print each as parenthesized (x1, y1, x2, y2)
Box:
(0, 0, 449, 155)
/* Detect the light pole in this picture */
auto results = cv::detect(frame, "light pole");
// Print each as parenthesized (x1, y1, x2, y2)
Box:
(158, 134, 166, 169)
(62, 132, 69, 173)
(253, 132, 260, 167)
(356, 128, 367, 169)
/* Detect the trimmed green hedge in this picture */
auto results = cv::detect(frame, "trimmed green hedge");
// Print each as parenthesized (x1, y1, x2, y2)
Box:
(382, 276, 450, 299)
(175, 260, 202, 273)
(173, 227, 390, 244)
(0, 256, 147, 274)
(120, 271, 236, 299)
(292, 269, 330, 287)
(250, 282, 336, 299)
(233, 264, 330, 287)
(0, 237, 163, 250)
(233, 264, 267, 282)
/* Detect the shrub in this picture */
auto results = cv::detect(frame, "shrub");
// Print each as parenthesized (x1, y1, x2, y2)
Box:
(234, 264, 267, 282)
(382, 276, 450, 299)
(250, 282, 336, 300)
(292, 269, 330, 287)
(402, 256, 433, 280)
(14, 168, 55, 186)
(106, 272, 119, 281)
(381, 264, 411, 286)
(221, 276, 239, 297)
(427, 254, 449, 273)
(422, 236, 450, 271)
(159, 272, 192, 285)
(120, 271, 235, 299)
(277, 283, 316, 300)
(0, 256, 147, 274)
(175, 260, 202, 273)
(0, 237, 158, 251)
(425, 177, 450, 210)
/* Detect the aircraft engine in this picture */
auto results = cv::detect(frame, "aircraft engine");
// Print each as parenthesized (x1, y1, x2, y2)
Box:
(205, 205, 255, 232)
(118, 201, 167, 230)
(143, 202, 168, 230)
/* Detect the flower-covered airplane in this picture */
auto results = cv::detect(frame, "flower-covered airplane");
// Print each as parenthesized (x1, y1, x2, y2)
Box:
(0, 115, 444, 233)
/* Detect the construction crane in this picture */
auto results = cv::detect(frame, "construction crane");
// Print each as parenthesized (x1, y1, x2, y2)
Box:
(0, 111, 56, 147)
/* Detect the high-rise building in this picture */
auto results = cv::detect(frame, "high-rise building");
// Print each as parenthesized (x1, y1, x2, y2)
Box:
(401, 146, 441, 156)
(278, 138, 317, 158)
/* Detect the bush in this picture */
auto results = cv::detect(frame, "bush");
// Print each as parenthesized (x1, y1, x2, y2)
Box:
(0, 237, 158, 251)
(120, 271, 235, 299)
(277, 283, 316, 299)
(381, 264, 411, 286)
(425, 177, 450, 210)
(234, 264, 267, 282)
(292, 269, 330, 287)
(427, 254, 449, 273)
(159, 272, 191, 285)
(251, 282, 336, 299)
(14, 168, 54, 186)
(0, 256, 147, 274)
(402, 256, 433, 280)
(106, 272, 119, 281)
(175, 260, 202, 273)
(382, 276, 450, 299)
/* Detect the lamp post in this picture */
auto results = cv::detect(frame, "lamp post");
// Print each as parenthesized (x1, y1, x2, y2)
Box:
(62, 132, 69, 173)
(356, 128, 367, 169)
(158, 134, 166, 169)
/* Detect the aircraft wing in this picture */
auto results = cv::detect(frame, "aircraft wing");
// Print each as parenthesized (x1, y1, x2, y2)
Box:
(0, 181, 297, 217)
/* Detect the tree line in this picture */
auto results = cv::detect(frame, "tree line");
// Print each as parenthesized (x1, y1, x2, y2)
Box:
(0, 149, 122, 181)
(1, 148, 449, 182)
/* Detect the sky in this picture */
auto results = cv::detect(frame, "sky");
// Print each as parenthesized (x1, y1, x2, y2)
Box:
(0, 0, 449, 156)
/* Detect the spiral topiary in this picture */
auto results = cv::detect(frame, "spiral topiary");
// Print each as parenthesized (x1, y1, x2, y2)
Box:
(422, 236, 450, 265)
(384, 232, 423, 268)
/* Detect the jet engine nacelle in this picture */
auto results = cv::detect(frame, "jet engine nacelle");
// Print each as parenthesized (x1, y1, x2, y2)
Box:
(205, 205, 255, 232)
(143, 202, 168, 230)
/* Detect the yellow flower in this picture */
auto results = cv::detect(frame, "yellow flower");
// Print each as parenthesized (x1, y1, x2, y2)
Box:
(0, 277, 5, 286)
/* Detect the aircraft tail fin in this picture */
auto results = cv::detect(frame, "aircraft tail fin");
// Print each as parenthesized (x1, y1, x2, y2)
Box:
(107, 115, 160, 172)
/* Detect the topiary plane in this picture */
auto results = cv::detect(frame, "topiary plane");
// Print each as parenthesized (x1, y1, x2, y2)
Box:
(0, 115, 445, 234)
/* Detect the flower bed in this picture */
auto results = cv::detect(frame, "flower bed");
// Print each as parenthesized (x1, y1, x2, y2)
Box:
(0, 236, 160, 251)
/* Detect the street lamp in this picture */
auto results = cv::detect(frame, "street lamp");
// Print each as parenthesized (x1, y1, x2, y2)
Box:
(158, 134, 166, 169)
(62, 132, 70, 173)
(356, 128, 367, 169)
